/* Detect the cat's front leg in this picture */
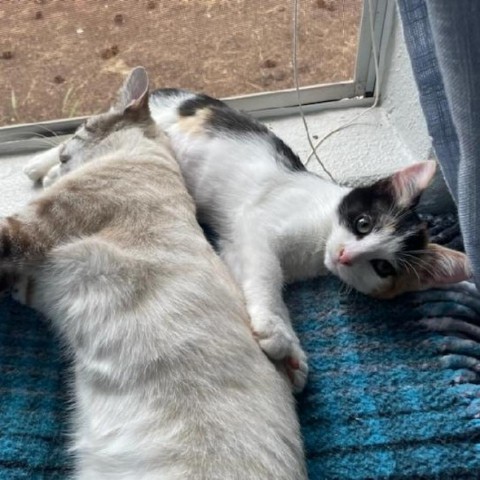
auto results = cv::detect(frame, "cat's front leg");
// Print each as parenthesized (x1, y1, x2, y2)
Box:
(221, 237, 308, 392)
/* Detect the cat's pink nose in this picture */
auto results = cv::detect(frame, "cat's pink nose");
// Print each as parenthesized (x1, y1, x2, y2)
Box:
(338, 248, 352, 266)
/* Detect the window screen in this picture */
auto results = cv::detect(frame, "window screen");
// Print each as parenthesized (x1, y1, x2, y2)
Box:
(0, 0, 363, 127)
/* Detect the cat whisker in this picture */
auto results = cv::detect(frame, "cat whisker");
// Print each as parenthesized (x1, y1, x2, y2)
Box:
(392, 209, 413, 223)
(398, 254, 430, 274)
(36, 125, 63, 139)
(20, 131, 61, 148)
(398, 253, 437, 279)
(404, 249, 436, 256)
(339, 281, 352, 296)
(386, 202, 400, 220)
(397, 257, 421, 282)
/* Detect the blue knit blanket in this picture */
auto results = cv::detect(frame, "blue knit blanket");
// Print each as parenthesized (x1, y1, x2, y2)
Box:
(1, 213, 480, 479)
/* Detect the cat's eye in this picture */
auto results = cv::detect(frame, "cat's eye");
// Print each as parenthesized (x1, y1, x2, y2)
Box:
(370, 259, 396, 278)
(355, 214, 373, 235)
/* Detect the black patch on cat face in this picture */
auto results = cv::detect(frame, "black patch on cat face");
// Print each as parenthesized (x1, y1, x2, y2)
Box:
(338, 178, 428, 254)
(338, 180, 394, 238)
(176, 93, 305, 172)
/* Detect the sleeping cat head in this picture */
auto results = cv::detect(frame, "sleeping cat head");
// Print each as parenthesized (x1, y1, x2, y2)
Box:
(56, 66, 159, 177)
(325, 161, 471, 298)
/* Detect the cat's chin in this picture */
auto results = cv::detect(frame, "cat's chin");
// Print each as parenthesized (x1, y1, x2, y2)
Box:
(324, 257, 368, 295)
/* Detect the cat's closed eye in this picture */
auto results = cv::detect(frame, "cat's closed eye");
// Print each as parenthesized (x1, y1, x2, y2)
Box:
(370, 259, 396, 278)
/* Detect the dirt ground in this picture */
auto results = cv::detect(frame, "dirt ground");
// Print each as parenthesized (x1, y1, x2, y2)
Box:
(0, 0, 362, 126)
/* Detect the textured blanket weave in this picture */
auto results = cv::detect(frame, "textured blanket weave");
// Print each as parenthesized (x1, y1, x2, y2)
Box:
(1, 213, 480, 479)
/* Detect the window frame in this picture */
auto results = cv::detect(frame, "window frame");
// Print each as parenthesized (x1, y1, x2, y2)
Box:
(0, 0, 395, 155)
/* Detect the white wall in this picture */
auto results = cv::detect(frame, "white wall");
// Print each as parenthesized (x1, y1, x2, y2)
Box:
(265, 8, 433, 186)
(381, 16, 432, 163)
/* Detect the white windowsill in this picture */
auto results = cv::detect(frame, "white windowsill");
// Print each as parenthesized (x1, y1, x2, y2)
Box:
(0, 102, 426, 219)
(0, 13, 447, 218)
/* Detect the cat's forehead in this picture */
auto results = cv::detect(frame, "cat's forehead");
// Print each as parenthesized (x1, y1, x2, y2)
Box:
(339, 180, 393, 222)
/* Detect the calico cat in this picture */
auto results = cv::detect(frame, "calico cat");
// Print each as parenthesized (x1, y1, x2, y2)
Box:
(7, 68, 307, 479)
(26, 86, 472, 392)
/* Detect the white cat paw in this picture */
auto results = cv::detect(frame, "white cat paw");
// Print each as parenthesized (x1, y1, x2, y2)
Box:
(24, 146, 61, 183)
(286, 342, 308, 393)
(23, 159, 48, 182)
(251, 315, 308, 392)
(42, 164, 62, 188)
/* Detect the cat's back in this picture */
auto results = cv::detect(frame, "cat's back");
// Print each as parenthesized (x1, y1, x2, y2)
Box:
(149, 88, 305, 173)
(149, 89, 307, 224)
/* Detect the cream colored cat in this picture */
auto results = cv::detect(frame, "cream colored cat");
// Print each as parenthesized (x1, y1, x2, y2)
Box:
(3, 67, 306, 480)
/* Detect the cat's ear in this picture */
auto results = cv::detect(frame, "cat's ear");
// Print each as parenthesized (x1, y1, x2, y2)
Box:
(116, 66, 150, 115)
(388, 161, 436, 208)
(407, 244, 471, 291)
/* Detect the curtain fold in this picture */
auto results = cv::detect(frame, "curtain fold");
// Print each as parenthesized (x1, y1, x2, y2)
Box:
(397, 0, 480, 286)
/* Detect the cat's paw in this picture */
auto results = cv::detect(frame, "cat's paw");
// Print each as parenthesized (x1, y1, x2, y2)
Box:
(42, 164, 62, 188)
(251, 314, 308, 392)
(24, 146, 61, 183)
(284, 341, 308, 393)
(23, 159, 48, 182)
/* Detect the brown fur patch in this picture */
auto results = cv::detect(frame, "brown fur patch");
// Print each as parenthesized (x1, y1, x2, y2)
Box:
(177, 107, 211, 135)
(1, 217, 32, 258)
(35, 197, 55, 217)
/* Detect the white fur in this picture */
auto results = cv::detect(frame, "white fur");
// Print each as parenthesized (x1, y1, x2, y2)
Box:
(325, 221, 401, 294)
(24, 91, 398, 391)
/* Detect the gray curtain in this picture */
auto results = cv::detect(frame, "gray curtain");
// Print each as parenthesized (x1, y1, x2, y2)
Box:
(397, 0, 480, 287)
